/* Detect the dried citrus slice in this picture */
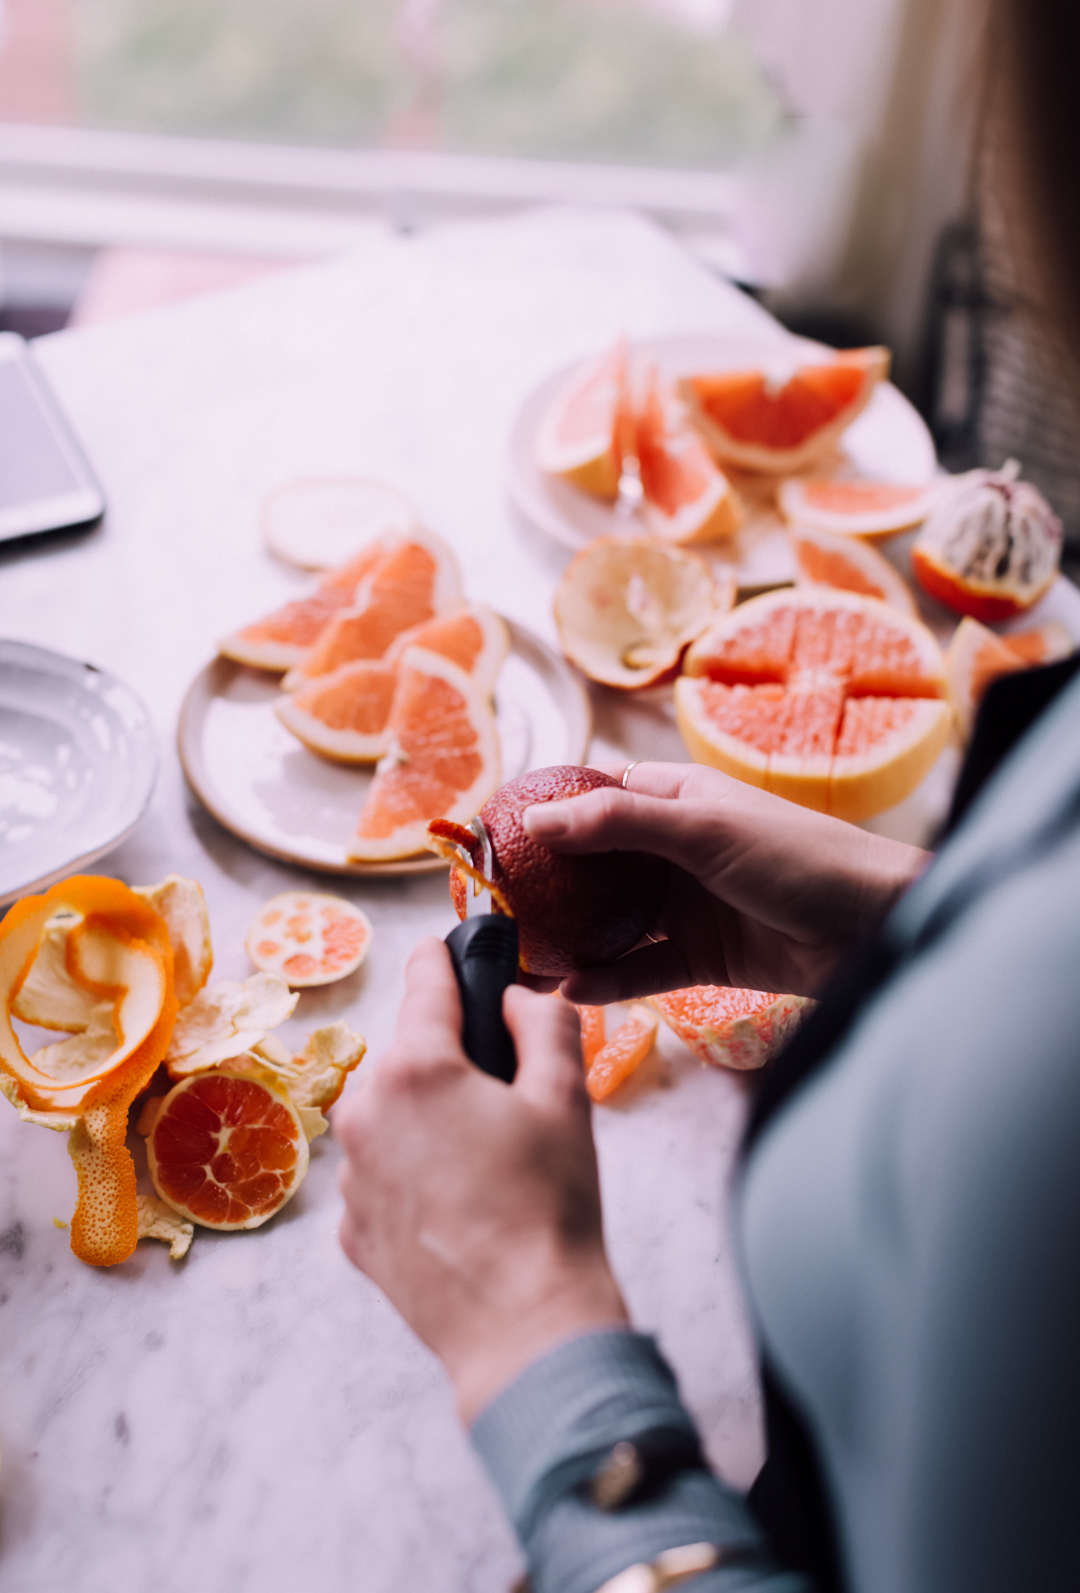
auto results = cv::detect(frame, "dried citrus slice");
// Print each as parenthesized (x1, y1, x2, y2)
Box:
(583, 1004, 658, 1103)
(779, 476, 939, 539)
(535, 341, 626, 499)
(910, 461, 1062, 621)
(283, 529, 464, 689)
(947, 615, 1073, 739)
(245, 892, 373, 987)
(650, 985, 811, 1070)
(554, 536, 727, 690)
(790, 522, 917, 615)
(262, 477, 416, 570)
(349, 647, 501, 862)
(636, 369, 743, 544)
(678, 587, 950, 820)
(147, 1064, 309, 1231)
(681, 346, 890, 475)
(0, 876, 177, 1267)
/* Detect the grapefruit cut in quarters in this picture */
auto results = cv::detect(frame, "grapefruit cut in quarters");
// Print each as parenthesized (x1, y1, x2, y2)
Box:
(779, 476, 939, 539)
(649, 985, 811, 1072)
(680, 346, 890, 475)
(262, 477, 416, 570)
(535, 341, 626, 499)
(147, 1065, 309, 1231)
(218, 538, 395, 672)
(583, 1004, 659, 1103)
(348, 647, 501, 862)
(554, 536, 728, 690)
(947, 616, 1073, 739)
(385, 605, 509, 697)
(282, 529, 464, 689)
(635, 369, 744, 544)
(910, 460, 1062, 621)
(790, 522, 917, 615)
(677, 587, 950, 821)
(245, 892, 373, 987)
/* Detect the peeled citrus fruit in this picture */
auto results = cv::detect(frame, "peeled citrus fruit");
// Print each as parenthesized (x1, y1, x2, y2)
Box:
(535, 340, 625, 499)
(575, 1003, 606, 1069)
(681, 346, 890, 475)
(246, 891, 373, 986)
(779, 476, 938, 539)
(262, 477, 416, 570)
(283, 529, 464, 689)
(678, 587, 950, 820)
(649, 985, 811, 1070)
(581, 1003, 658, 1102)
(790, 522, 917, 615)
(947, 615, 1073, 739)
(910, 460, 1062, 621)
(554, 536, 728, 690)
(434, 766, 669, 978)
(635, 369, 743, 544)
(147, 1064, 309, 1231)
(219, 540, 392, 672)
(349, 647, 501, 862)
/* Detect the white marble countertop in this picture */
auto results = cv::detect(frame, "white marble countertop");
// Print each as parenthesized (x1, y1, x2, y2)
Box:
(0, 207, 804, 1592)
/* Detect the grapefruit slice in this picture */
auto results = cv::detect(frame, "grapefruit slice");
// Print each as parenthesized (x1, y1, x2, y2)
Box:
(779, 476, 938, 539)
(219, 539, 393, 672)
(584, 1003, 658, 1103)
(348, 647, 501, 862)
(649, 985, 811, 1071)
(385, 604, 509, 697)
(262, 477, 416, 570)
(947, 615, 1073, 739)
(283, 530, 464, 688)
(635, 370, 743, 544)
(680, 346, 890, 475)
(147, 1065, 309, 1231)
(246, 892, 373, 987)
(535, 341, 626, 499)
(554, 536, 727, 690)
(575, 1003, 607, 1069)
(910, 461, 1062, 621)
(790, 522, 917, 615)
(677, 587, 950, 820)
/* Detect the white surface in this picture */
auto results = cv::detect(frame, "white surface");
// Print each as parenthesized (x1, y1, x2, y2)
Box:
(508, 331, 937, 590)
(0, 208, 777, 1593)
(0, 639, 157, 906)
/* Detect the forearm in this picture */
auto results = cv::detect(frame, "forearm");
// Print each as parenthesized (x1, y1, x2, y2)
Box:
(471, 1329, 807, 1593)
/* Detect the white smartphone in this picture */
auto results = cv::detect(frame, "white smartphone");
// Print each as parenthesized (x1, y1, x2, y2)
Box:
(0, 331, 105, 544)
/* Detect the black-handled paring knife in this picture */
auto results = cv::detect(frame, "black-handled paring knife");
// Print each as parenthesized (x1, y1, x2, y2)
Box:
(444, 817, 519, 1082)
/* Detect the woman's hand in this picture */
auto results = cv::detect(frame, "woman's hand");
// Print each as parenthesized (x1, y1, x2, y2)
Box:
(524, 762, 929, 1004)
(336, 936, 628, 1424)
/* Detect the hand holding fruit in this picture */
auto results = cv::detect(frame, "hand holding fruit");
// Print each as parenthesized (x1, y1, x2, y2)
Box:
(524, 762, 929, 1005)
(335, 937, 628, 1422)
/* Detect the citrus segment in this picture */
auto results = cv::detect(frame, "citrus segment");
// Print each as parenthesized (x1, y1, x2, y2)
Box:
(147, 1066, 309, 1231)
(947, 616, 1073, 739)
(635, 371, 743, 544)
(576, 1004, 607, 1070)
(262, 477, 415, 570)
(585, 1004, 658, 1103)
(790, 523, 917, 615)
(828, 696, 952, 822)
(535, 341, 626, 499)
(649, 985, 811, 1071)
(245, 892, 373, 987)
(554, 536, 725, 689)
(276, 661, 398, 763)
(385, 605, 509, 697)
(348, 647, 501, 862)
(218, 541, 391, 671)
(681, 346, 890, 474)
(779, 477, 938, 539)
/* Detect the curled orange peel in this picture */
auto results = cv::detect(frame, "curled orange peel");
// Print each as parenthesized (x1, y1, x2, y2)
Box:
(426, 820, 514, 920)
(0, 877, 177, 1268)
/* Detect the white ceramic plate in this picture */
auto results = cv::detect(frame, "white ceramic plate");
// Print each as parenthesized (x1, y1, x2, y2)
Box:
(178, 618, 591, 877)
(0, 641, 158, 908)
(507, 333, 939, 591)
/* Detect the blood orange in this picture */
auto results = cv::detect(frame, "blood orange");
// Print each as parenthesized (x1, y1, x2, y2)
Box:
(348, 647, 501, 862)
(790, 522, 917, 615)
(947, 615, 1073, 739)
(681, 346, 890, 475)
(677, 587, 950, 820)
(779, 476, 938, 539)
(635, 369, 743, 543)
(649, 985, 811, 1071)
(535, 340, 626, 499)
(147, 1065, 309, 1230)
(219, 540, 392, 672)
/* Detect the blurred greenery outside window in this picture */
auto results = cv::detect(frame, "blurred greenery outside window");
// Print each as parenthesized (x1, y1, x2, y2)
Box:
(67, 0, 787, 170)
